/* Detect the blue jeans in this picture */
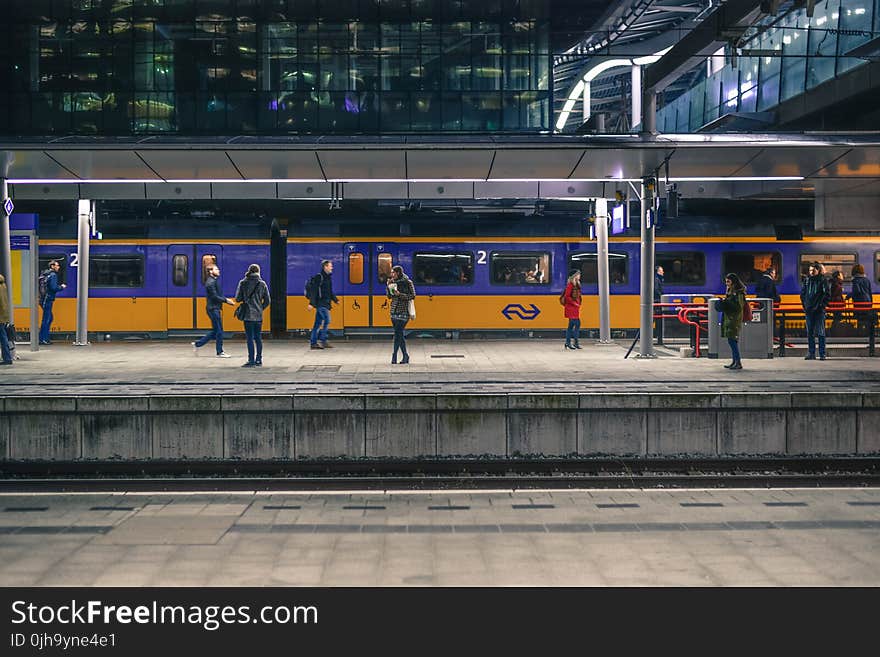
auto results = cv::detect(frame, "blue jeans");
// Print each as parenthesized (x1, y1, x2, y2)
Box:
(727, 337, 741, 363)
(805, 308, 826, 357)
(310, 306, 331, 345)
(39, 298, 54, 343)
(195, 308, 224, 354)
(392, 318, 409, 359)
(565, 318, 581, 345)
(245, 321, 262, 364)
(0, 324, 11, 363)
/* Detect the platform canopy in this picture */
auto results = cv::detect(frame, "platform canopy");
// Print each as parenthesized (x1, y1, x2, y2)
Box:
(2, 133, 879, 202)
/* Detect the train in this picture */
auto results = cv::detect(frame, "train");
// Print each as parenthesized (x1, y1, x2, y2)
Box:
(13, 232, 879, 337)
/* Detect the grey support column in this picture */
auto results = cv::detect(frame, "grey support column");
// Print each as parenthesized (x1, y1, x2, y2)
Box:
(74, 199, 90, 346)
(638, 179, 656, 358)
(631, 64, 641, 131)
(0, 179, 12, 320)
(641, 90, 657, 135)
(595, 197, 612, 343)
(582, 80, 591, 123)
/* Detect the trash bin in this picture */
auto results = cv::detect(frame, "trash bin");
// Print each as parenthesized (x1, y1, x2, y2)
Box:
(708, 297, 774, 359)
(660, 294, 710, 342)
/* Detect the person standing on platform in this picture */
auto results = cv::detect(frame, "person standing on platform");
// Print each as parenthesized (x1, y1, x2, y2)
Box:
(235, 264, 271, 368)
(563, 269, 582, 350)
(653, 265, 665, 345)
(801, 262, 830, 361)
(829, 270, 844, 329)
(38, 260, 66, 345)
(718, 273, 746, 370)
(192, 264, 234, 358)
(388, 265, 415, 365)
(847, 264, 873, 334)
(307, 260, 339, 350)
(755, 267, 781, 304)
(0, 275, 12, 365)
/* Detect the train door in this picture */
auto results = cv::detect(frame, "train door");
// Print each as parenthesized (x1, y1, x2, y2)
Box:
(341, 242, 397, 328)
(166, 244, 224, 330)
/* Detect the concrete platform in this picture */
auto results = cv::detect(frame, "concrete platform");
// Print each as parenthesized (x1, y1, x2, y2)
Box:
(0, 488, 877, 586)
(1, 340, 878, 459)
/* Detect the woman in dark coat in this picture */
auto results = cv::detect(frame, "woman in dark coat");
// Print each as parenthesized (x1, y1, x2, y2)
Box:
(388, 265, 416, 364)
(563, 269, 582, 350)
(718, 273, 746, 370)
(829, 270, 845, 328)
(847, 264, 873, 333)
(234, 264, 271, 368)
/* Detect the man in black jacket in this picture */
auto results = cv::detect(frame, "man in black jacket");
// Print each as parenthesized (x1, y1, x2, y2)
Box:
(192, 264, 234, 357)
(653, 265, 665, 345)
(308, 260, 339, 349)
(755, 267, 781, 303)
(800, 262, 830, 360)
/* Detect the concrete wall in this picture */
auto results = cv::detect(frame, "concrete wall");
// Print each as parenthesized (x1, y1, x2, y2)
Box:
(0, 392, 877, 460)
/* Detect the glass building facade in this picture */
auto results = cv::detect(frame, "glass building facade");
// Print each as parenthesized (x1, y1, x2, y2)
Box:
(2, 0, 551, 135)
(656, 0, 880, 131)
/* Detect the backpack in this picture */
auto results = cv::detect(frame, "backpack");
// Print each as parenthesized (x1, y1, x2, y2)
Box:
(742, 296, 753, 323)
(558, 291, 566, 306)
(304, 274, 322, 300)
(38, 270, 51, 306)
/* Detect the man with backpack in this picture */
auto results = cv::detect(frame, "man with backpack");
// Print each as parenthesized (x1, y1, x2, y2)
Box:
(307, 260, 339, 350)
(39, 260, 66, 345)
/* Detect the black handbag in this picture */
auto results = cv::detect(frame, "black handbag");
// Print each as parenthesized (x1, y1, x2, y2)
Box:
(234, 283, 259, 321)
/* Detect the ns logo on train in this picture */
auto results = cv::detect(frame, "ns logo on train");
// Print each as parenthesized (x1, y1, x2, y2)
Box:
(501, 304, 541, 320)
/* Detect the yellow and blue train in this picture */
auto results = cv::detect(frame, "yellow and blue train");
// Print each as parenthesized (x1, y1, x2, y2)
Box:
(14, 231, 880, 336)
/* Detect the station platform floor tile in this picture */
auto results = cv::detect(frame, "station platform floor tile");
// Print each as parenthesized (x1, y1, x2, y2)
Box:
(1, 340, 878, 395)
(0, 488, 877, 586)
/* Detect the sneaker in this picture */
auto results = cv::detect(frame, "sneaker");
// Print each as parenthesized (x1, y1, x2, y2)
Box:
(39, 340, 51, 346)
(191, 341, 199, 355)
(0, 361, 11, 366)
(804, 354, 816, 360)
(255, 361, 262, 367)
(217, 352, 231, 358)
(310, 343, 324, 350)
(321, 342, 333, 349)
(819, 354, 826, 361)
(242, 362, 256, 368)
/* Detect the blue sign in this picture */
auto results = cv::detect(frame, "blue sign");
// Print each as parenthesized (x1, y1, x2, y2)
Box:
(3, 198, 13, 216)
(502, 303, 541, 320)
(10, 214, 38, 231)
(611, 203, 627, 235)
(11, 235, 30, 250)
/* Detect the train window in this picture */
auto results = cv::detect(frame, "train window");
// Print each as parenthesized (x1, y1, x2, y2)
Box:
(377, 252, 392, 284)
(656, 252, 705, 285)
(876, 252, 880, 283)
(349, 253, 364, 285)
(201, 254, 217, 285)
(38, 255, 67, 286)
(722, 251, 782, 287)
(171, 255, 189, 287)
(490, 252, 551, 285)
(798, 253, 857, 281)
(89, 254, 145, 288)
(413, 253, 474, 286)
(568, 252, 628, 285)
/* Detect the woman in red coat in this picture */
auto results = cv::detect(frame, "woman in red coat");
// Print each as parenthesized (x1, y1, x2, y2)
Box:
(564, 269, 582, 350)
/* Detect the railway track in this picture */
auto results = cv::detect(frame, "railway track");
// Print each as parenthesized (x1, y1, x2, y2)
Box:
(1, 458, 878, 491)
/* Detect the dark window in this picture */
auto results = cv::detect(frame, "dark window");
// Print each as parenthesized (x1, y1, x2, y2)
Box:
(722, 251, 782, 287)
(172, 254, 189, 287)
(799, 253, 858, 282)
(568, 252, 629, 285)
(490, 251, 550, 286)
(875, 252, 880, 284)
(38, 255, 67, 286)
(656, 251, 706, 285)
(413, 253, 474, 286)
(89, 254, 145, 288)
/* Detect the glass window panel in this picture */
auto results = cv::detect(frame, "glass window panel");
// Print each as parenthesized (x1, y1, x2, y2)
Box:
(656, 252, 706, 285)
(348, 253, 364, 285)
(781, 25, 808, 101)
(172, 255, 189, 287)
(490, 252, 550, 285)
(722, 252, 782, 288)
(875, 252, 880, 283)
(806, 0, 840, 89)
(413, 253, 474, 285)
(568, 252, 629, 285)
(90, 254, 145, 288)
(798, 253, 858, 281)
(377, 253, 392, 284)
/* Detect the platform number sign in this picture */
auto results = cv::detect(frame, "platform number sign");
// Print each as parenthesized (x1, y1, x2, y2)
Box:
(3, 198, 12, 216)
(70, 253, 79, 268)
(476, 250, 487, 265)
